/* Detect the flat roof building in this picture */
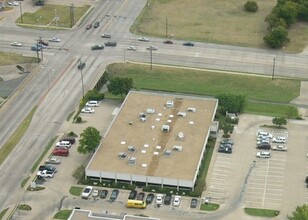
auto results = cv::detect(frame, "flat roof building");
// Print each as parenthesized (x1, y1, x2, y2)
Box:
(85, 91, 218, 189)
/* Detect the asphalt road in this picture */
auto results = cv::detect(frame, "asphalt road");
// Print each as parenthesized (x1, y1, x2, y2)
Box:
(0, 0, 307, 219)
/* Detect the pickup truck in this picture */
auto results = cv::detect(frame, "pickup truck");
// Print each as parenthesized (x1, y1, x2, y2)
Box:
(37, 170, 54, 178)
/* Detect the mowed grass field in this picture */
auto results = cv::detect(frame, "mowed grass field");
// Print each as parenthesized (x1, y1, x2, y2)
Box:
(132, 0, 307, 51)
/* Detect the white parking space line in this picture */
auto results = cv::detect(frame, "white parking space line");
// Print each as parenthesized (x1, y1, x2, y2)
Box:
(211, 173, 229, 177)
(212, 168, 231, 173)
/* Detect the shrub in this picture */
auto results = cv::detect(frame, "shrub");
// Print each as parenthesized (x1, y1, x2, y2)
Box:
(76, 116, 82, 123)
(244, 1, 258, 12)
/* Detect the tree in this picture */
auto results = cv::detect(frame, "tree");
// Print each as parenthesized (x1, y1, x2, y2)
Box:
(272, 117, 287, 127)
(264, 25, 289, 48)
(287, 204, 308, 220)
(277, 1, 299, 27)
(244, 1, 258, 12)
(107, 77, 133, 97)
(220, 122, 234, 138)
(78, 126, 102, 154)
(217, 93, 247, 114)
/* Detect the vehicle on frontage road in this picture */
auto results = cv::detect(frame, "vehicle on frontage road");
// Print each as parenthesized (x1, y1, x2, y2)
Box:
(91, 45, 104, 50)
(104, 41, 117, 47)
(10, 42, 22, 47)
(126, 46, 137, 51)
(163, 40, 173, 44)
(101, 33, 111, 38)
(183, 42, 194, 46)
(49, 37, 61, 42)
(139, 37, 149, 42)
(146, 46, 158, 51)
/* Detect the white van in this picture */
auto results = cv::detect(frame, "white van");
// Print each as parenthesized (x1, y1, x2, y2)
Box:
(56, 141, 71, 148)
(256, 151, 271, 158)
(86, 100, 100, 107)
(257, 131, 273, 139)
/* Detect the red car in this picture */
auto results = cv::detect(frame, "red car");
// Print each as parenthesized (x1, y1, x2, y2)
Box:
(52, 148, 69, 157)
(86, 24, 92, 30)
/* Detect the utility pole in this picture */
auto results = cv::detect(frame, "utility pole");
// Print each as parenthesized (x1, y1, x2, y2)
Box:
(39, 37, 44, 63)
(36, 39, 40, 63)
(272, 57, 276, 80)
(70, 4, 75, 28)
(79, 59, 85, 98)
(123, 49, 126, 63)
(150, 49, 153, 70)
(20, 2, 23, 23)
(165, 18, 168, 38)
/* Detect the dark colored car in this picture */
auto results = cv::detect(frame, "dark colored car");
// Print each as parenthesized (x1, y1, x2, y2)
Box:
(256, 143, 271, 150)
(93, 21, 100, 28)
(220, 138, 234, 145)
(190, 198, 198, 208)
(219, 143, 233, 149)
(31, 45, 41, 51)
(164, 194, 172, 205)
(77, 62, 86, 70)
(38, 39, 48, 46)
(104, 41, 117, 47)
(86, 24, 92, 30)
(183, 42, 194, 46)
(60, 137, 76, 145)
(145, 193, 154, 204)
(91, 45, 104, 50)
(35, 1, 44, 6)
(99, 189, 108, 199)
(128, 190, 137, 200)
(39, 165, 57, 173)
(52, 148, 69, 157)
(109, 189, 119, 201)
(137, 192, 145, 201)
(218, 147, 232, 154)
(163, 40, 173, 44)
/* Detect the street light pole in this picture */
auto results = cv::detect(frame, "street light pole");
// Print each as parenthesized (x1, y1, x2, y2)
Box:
(272, 57, 276, 80)
(79, 59, 85, 98)
(150, 49, 153, 70)
(20, 2, 23, 23)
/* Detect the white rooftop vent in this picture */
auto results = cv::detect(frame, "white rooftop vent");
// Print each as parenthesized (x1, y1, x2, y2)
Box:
(156, 118, 160, 121)
(128, 157, 136, 165)
(166, 101, 174, 108)
(178, 132, 184, 140)
(128, 146, 136, 152)
(164, 150, 172, 157)
(161, 124, 170, 132)
(144, 144, 149, 148)
(167, 119, 172, 123)
(154, 151, 159, 155)
(169, 114, 174, 118)
(173, 145, 183, 151)
(189, 121, 194, 125)
(178, 112, 187, 117)
(120, 141, 126, 145)
(158, 113, 162, 117)
(140, 117, 146, 122)
(151, 125, 155, 130)
(141, 150, 146, 154)
(118, 152, 127, 159)
(146, 108, 156, 114)
(188, 107, 197, 112)
(156, 146, 161, 150)
(141, 164, 147, 168)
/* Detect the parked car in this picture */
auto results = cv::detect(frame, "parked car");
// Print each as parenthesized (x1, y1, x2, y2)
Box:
(128, 190, 137, 200)
(109, 189, 119, 201)
(146, 46, 158, 51)
(37, 170, 54, 178)
(258, 131, 273, 139)
(81, 186, 93, 199)
(139, 37, 149, 42)
(81, 107, 95, 114)
(49, 37, 61, 42)
(52, 148, 69, 157)
(39, 165, 57, 173)
(93, 21, 100, 28)
(220, 138, 234, 145)
(86, 100, 100, 107)
(126, 46, 137, 51)
(218, 146, 232, 154)
(77, 61, 86, 70)
(91, 45, 104, 50)
(173, 196, 181, 207)
(256, 142, 271, 150)
(99, 189, 108, 199)
(163, 40, 173, 44)
(257, 139, 270, 145)
(92, 189, 100, 197)
(273, 136, 286, 143)
(45, 157, 61, 165)
(256, 151, 271, 158)
(56, 141, 72, 148)
(145, 193, 154, 204)
(137, 192, 145, 201)
(104, 41, 117, 47)
(164, 194, 172, 205)
(86, 24, 92, 30)
(101, 33, 111, 38)
(10, 42, 22, 47)
(272, 145, 287, 151)
(183, 42, 194, 46)
(190, 198, 198, 208)
(156, 194, 163, 205)
(60, 137, 76, 145)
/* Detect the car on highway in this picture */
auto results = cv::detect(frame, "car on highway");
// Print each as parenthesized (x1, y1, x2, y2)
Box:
(164, 194, 172, 205)
(81, 186, 93, 199)
(109, 189, 119, 201)
(101, 33, 111, 38)
(104, 41, 117, 47)
(163, 40, 173, 44)
(156, 194, 163, 205)
(256, 151, 271, 158)
(52, 148, 69, 157)
(91, 45, 104, 50)
(37, 170, 55, 178)
(145, 193, 154, 204)
(77, 62, 86, 70)
(139, 37, 149, 42)
(39, 165, 57, 173)
(81, 107, 95, 114)
(99, 189, 108, 199)
(173, 196, 181, 207)
(126, 46, 136, 51)
(38, 39, 48, 46)
(190, 198, 198, 208)
(272, 145, 287, 151)
(137, 192, 145, 201)
(146, 46, 158, 51)
(86, 24, 92, 30)
(49, 37, 61, 42)
(183, 42, 194, 46)
(45, 157, 61, 165)
(10, 42, 22, 47)
(128, 190, 137, 200)
(93, 21, 100, 28)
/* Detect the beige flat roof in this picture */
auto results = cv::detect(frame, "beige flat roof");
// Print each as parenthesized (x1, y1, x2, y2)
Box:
(88, 91, 217, 181)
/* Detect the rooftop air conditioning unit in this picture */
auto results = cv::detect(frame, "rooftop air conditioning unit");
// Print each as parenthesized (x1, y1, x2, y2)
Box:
(146, 108, 156, 114)
(188, 107, 197, 112)
(178, 112, 187, 117)
(128, 146, 136, 152)
(177, 132, 184, 140)
(164, 150, 172, 157)
(161, 124, 170, 132)
(118, 152, 127, 159)
(128, 157, 136, 165)
(166, 101, 174, 108)
(173, 145, 183, 152)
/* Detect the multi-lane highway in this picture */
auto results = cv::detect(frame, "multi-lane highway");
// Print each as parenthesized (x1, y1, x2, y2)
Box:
(0, 0, 307, 218)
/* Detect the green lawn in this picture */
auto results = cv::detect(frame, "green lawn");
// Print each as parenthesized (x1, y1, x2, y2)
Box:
(0, 52, 37, 65)
(53, 210, 72, 219)
(132, 0, 307, 51)
(69, 186, 83, 196)
(245, 207, 280, 217)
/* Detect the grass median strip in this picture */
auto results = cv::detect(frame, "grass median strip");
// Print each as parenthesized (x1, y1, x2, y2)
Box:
(245, 207, 280, 217)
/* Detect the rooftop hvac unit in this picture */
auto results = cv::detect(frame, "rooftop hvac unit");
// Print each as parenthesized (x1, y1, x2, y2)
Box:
(164, 150, 172, 157)
(161, 124, 170, 132)
(128, 146, 136, 152)
(141, 164, 147, 168)
(146, 108, 156, 114)
(166, 101, 174, 108)
(178, 132, 184, 140)
(118, 152, 127, 159)
(178, 112, 187, 117)
(188, 107, 197, 112)
(173, 145, 183, 152)
(128, 157, 136, 165)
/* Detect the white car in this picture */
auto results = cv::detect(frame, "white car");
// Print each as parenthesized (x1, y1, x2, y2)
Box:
(256, 151, 271, 158)
(45, 157, 61, 164)
(37, 170, 54, 178)
(8, 1, 18, 6)
(10, 42, 22, 47)
(81, 107, 95, 114)
(81, 186, 93, 199)
(86, 100, 100, 107)
(272, 145, 287, 151)
(273, 137, 286, 143)
(156, 194, 163, 205)
(126, 46, 136, 51)
(49, 37, 61, 42)
(173, 196, 181, 207)
(92, 189, 100, 197)
(139, 37, 149, 42)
